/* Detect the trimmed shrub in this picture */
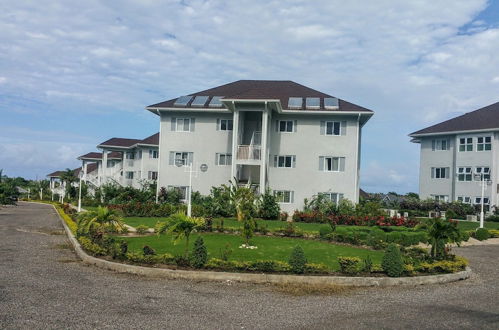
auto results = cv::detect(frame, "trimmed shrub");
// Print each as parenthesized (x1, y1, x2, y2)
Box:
(319, 225, 333, 238)
(135, 225, 149, 234)
(142, 245, 156, 256)
(304, 263, 329, 274)
(78, 237, 106, 256)
(382, 244, 404, 277)
(337, 256, 362, 274)
(488, 229, 499, 238)
(475, 228, 490, 241)
(173, 255, 191, 267)
(485, 215, 499, 222)
(258, 189, 280, 220)
(289, 246, 307, 274)
(417, 256, 468, 273)
(363, 255, 373, 273)
(191, 237, 208, 268)
(120, 240, 128, 255)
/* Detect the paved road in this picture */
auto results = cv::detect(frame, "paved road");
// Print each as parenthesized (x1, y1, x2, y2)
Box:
(1, 202, 498, 329)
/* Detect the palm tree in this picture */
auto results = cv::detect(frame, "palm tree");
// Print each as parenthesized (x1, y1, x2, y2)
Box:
(156, 212, 205, 257)
(229, 180, 257, 245)
(77, 206, 125, 236)
(418, 217, 463, 259)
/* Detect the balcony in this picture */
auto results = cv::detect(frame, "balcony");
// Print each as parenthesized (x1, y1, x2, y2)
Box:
(237, 145, 261, 161)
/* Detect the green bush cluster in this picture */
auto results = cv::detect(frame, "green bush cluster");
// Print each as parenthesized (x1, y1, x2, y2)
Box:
(337, 256, 362, 274)
(474, 228, 490, 241)
(289, 246, 307, 274)
(135, 225, 149, 235)
(191, 237, 208, 268)
(78, 237, 107, 256)
(125, 252, 175, 264)
(417, 256, 468, 273)
(382, 244, 404, 277)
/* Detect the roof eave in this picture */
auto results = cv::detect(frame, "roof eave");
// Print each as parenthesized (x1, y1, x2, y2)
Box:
(409, 127, 499, 138)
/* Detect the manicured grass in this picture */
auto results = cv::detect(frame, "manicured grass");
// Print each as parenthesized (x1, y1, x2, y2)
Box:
(82, 205, 100, 212)
(456, 221, 499, 231)
(120, 233, 383, 271)
(122, 217, 164, 228)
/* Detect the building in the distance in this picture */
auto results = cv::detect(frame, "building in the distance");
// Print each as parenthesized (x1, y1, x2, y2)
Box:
(409, 101, 499, 210)
(146, 80, 374, 212)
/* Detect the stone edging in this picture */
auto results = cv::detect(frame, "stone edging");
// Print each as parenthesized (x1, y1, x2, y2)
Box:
(43, 202, 472, 287)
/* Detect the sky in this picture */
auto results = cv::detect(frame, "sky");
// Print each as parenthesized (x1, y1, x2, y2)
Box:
(1, 0, 499, 193)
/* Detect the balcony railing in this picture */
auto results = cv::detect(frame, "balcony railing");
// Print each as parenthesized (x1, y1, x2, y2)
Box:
(237, 145, 261, 160)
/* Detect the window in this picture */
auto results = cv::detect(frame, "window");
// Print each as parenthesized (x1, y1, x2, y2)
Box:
(457, 167, 472, 181)
(168, 186, 189, 200)
(274, 190, 294, 203)
(326, 121, 340, 135)
(431, 195, 448, 202)
(125, 171, 134, 179)
(278, 120, 295, 132)
(169, 151, 193, 166)
(474, 197, 490, 205)
(218, 119, 233, 131)
(125, 152, 135, 159)
(107, 160, 118, 168)
(475, 167, 491, 180)
(171, 117, 195, 132)
(274, 155, 296, 168)
(477, 136, 492, 151)
(216, 153, 232, 165)
(457, 196, 471, 204)
(148, 171, 158, 180)
(431, 139, 450, 151)
(137, 150, 142, 159)
(320, 192, 344, 204)
(149, 149, 159, 159)
(431, 167, 449, 179)
(459, 137, 473, 152)
(319, 156, 345, 172)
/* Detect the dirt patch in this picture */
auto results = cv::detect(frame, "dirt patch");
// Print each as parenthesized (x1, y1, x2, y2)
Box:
(272, 282, 358, 296)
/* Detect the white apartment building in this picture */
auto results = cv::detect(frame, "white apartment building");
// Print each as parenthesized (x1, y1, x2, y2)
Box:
(146, 80, 374, 212)
(410, 102, 499, 210)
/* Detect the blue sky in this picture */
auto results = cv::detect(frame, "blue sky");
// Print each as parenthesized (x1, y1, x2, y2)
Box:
(1, 0, 499, 193)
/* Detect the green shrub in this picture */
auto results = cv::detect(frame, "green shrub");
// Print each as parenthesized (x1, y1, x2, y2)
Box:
(78, 237, 106, 256)
(289, 246, 307, 274)
(363, 255, 373, 273)
(475, 228, 490, 241)
(120, 240, 128, 255)
(488, 229, 499, 238)
(248, 260, 290, 273)
(304, 263, 329, 274)
(382, 244, 404, 277)
(142, 245, 156, 256)
(173, 255, 191, 267)
(136, 225, 149, 234)
(337, 256, 362, 274)
(417, 256, 468, 273)
(258, 189, 280, 220)
(485, 214, 499, 222)
(319, 225, 333, 238)
(191, 237, 208, 268)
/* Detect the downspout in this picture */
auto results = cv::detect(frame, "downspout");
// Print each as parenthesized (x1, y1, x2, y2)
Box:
(155, 108, 162, 203)
(355, 113, 361, 202)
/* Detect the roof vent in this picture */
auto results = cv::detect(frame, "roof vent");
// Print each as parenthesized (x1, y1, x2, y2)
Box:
(174, 95, 194, 106)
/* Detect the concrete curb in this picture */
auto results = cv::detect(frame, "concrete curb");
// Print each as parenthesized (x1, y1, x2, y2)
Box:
(42, 202, 472, 287)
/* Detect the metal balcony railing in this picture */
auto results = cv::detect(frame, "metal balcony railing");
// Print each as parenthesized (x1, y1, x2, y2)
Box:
(237, 145, 261, 160)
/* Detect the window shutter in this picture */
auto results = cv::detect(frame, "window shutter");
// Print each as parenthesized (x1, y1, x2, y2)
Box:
(319, 156, 325, 171)
(446, 167, 450, 179)
(341, 121, 347, 136)
(171, 118, 176, 131)
(216, 119, 220, 131)
(292, 155, 296, 168)
(431, 167, 435, 178)
(275, 120, 279, 132)
(290, 191, 294, 203)
(294, 120, 297, 132)
(432, 140, 436, 151)
(215, 153, 219, 165)
(188, 152, 194, 165)
(320, 121, 325, 135)
(273, 155, 278, 167)
(190, 118, 195, 132)
(340, 157, 345, 171)
(169, 152, 174, 165)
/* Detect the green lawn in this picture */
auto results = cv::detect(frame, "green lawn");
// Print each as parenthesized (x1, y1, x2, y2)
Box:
(120, 232, 383, 271)
(456, 221, 499, 231)
(82, 205, 100, 212)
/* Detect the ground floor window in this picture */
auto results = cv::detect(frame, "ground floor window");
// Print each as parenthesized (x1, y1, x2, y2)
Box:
(274, 190, 294, 203)
(148, 171, 158, 180)
(431, 194, 448, 202)
(457, 196, 471, 204)
(125, 171, 134, 179)
(320, 192, 344, 204)
(168, 185, 189, 200)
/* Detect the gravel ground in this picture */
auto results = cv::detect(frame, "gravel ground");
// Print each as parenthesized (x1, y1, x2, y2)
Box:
(1, 202, 498, 329)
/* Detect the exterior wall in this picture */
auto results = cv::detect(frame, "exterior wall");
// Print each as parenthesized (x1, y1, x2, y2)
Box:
(418, 131, 497, 208)
(157, 109, 363, 212)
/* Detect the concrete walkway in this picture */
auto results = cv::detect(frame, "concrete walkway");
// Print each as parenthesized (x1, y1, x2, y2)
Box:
(1, 202, 498, 329)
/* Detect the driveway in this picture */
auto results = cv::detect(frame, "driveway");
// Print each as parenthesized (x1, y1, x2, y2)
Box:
(1, 202, 498, 329)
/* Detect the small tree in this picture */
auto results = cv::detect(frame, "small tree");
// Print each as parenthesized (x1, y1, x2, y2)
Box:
(289, 246, 307, 274)
(191, 237, 208, 268)
(418, 218, 462, 259)
(258, 188, 280, 220)
(156, 212, 205, 257)
(229, 181, 257, 245)
(77, 206, 125, 237)
(382, 244, 404, 277)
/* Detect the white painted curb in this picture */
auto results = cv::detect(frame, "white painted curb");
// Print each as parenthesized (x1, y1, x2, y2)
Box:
(42, 202, 472, 287)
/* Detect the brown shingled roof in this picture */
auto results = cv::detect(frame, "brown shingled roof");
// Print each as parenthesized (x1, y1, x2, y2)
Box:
(147, 80, 373, 112)
(98, 137, 141, 148)
(78, 152, 102, 160)
(138, 133, 159, 146)
(410, 101, 499, 136)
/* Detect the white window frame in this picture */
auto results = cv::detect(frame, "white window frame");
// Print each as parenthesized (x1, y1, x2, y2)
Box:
(320, 192, 344, 204)
(176, 118, 191, 132)
(170, 151, 193, 166)
(431, 167, 449, 179)
(218, 119, 233, 131)
(474, 197, 490, 205)
(475, 167, 491, 180)
(457, 196, 471, 204)
(274, 155, 296, 168)
(431, 139, 450, 151)
(325, 121, 341, 136)
(477, 136, 492, 151)
(431, 194, 449, 202)
(274, 190, 294, 204)
(321, 156, 345, 172)
(148, 171, 158, 180)
(125, 152, 135, 160)
(278, 120, 294, 133)
(459, 137, 473, 152)
(125, 171, 134, 179)
(149, 149, 159, 159)
(216, 153, 232, 166)
(457, 167, 472, 181)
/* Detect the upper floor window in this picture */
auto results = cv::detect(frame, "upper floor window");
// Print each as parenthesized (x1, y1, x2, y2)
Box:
(320, 120, 346, 136)
(319, 156, 345, 172)
(277, 120, 296, 133)
(459, 137, 473, 152)
(431, 167, 449, 179)
(218, 119, 233, 131)
(216, 153, 232, 165)
(274, 190, 294, 204)
(320, 192, 344, 204)
(475, 167, 491, 180)
(432, 139, 449, 151)
(125, 152, 135, 159)
(149, 149, 159, 159)
(477, 136, 492, 151)
(148, 171, 158, 180)
(137, 150, 142, 159)
(171, 117, 195, 132)
(274, 155, 296, 168)
(474, 197, 490, 205)
(169, 151, 193, 166)
(457, 167, 472, 181)
(457, 196, 471, 204)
